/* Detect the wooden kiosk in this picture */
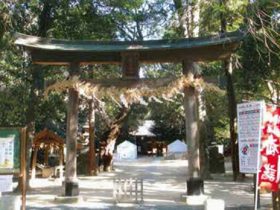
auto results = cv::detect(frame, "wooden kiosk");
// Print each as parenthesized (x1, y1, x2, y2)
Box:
(31, 129, 64, 179)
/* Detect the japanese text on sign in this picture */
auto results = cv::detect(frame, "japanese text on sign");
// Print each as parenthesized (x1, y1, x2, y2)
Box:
(237, 101, 264, 174)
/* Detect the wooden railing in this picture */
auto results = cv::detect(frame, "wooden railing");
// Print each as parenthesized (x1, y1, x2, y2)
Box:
(113, 178, 143, 203)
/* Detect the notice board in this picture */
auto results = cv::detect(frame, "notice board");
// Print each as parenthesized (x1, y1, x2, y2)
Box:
(237, 101, 264, 174)
(0, 128, 21, 174)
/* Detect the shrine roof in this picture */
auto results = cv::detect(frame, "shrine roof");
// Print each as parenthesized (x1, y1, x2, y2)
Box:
(33, 129, 64, 147)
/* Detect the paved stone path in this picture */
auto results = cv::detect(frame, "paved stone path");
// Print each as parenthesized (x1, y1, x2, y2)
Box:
(1, 157, 273, 209)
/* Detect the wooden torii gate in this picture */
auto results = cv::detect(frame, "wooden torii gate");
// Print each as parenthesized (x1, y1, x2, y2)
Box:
(15, 31, 242, 196)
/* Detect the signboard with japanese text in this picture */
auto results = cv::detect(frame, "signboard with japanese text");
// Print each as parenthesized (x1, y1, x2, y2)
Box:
(0, 128, 21, 174)
(0, 127, 27, 210)
(258, 105, 280, 192)
(237, 101, 265, 174)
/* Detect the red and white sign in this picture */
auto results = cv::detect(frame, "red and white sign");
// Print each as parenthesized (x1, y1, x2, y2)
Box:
(258, 105, 280, 192)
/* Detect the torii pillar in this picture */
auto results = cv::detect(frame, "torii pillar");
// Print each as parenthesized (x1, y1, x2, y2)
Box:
(183, 60, 203, 195)
(64, 62, 80, 196)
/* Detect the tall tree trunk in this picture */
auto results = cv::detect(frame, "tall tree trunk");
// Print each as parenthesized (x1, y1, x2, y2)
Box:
(18, 66, 37, 192)
(0, 2, 9, 40)
(198, 93, 212, 179)
(22, 0, 54, 191)
(220, 0, 239, 181)
(223, 59, 239, 181)
(99, 106, 131, 171)
(87, 99, 97, 175)
(173, 0, 201, 38)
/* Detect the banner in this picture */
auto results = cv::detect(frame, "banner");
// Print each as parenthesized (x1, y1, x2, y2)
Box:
(259, 105, 280, 192)
(237, 101, 264, 173)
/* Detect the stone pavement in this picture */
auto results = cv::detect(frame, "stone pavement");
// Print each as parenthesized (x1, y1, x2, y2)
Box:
(1, 157, 273, 210)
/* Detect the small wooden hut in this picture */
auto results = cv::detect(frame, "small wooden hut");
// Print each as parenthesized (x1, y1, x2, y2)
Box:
(31, 129, 64, 179)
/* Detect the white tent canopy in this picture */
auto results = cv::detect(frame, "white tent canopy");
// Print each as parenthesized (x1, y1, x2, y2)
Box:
(116, 140, 137, 160)
(166, 140, 187, 159)
(167, 140, 187, 153)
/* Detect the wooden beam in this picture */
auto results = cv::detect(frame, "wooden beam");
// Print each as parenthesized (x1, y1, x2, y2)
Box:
(31, 49, 121, 65)
(29, 43, 239, 65)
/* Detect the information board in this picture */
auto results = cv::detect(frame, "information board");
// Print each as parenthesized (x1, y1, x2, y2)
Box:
(237, 101, 264, 173)
(0, 175, 13, 192)
(0, 128, 21, 174)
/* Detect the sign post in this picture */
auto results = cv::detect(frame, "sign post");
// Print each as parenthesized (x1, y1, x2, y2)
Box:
(20, 128, 27, 210)
(237, 101, 265, 210)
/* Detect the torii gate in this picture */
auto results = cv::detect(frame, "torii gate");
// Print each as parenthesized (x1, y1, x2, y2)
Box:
(15, 31, 242, 196)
